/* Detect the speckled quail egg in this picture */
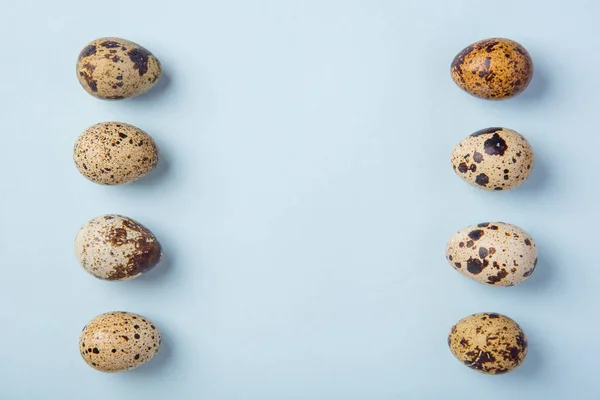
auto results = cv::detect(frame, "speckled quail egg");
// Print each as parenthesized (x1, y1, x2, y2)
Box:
(446, 222, 537, 286)
(451, 38, 533, 100)
(77, 37, 162, 99)
(451, 127, 534, 191)
(74, 122, 159, 185)
(80, 312, 161, 372)
(75, 215, 162, 280)
(448, 313, 528, 374)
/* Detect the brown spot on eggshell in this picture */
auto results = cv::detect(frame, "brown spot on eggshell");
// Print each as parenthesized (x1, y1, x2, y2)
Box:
(484, 133, 509, 156)
(79, 70, 98, 92)
(76, 37, 162, 99)
(448, 313, 527, 374)
(450, 38, 534, 100)
(79, 312, 161, 372)
(445, 222, 537, 286)
(466, 257, 484, 274)
(127, 47, 152, 76)
(79, 45, 97, 59)
(487, 269, 509, 284)
(73, 122, 159, 185)
(475, 173, 489, 186)
(451, 128, 534, 191)
(468, 230, 484, 241)
(75, 215, 162, 281)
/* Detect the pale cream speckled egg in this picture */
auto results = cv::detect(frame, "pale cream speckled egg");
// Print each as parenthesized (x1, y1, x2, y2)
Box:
(451, 127, 534, 191)
(74, 122, 159, 185)
(446, 222, 537, 286)
(80, 312, 161, 372)
(77, 37, 162, 100)
(448, 313, 528, 374)
(75, 215, 162, 281)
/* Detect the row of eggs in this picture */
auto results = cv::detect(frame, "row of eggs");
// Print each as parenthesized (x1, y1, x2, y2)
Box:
(75, 36, 535, 102)
(447, 37, 535, 375)
(72, 122, 535, 190)
(75, 216, 164, 372)
(76, 36, 535, 102)
(75, 216, 539, 287)
(79, 311, 528, 374)
(73, 213, 537, 373)
(72, 36, 536, 373)
(74, 37, 165, 372)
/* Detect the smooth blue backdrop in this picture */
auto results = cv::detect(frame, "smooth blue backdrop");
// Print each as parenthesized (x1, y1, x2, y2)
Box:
(1, 0, 597, 398)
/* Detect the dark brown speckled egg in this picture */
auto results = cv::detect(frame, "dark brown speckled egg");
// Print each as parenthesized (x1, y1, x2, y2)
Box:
(77, 37, 162, 100)
(451, 38, 533, 100)
(448, 313, 528, 375)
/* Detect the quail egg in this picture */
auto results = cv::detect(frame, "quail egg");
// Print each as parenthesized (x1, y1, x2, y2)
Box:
(74, 122, 159, 185)
(80, 312, 161, 372)
(77, 37, 162, 99)
(451, 127, 534, 191)
(448, 312, 528, 374)
(446, 222, 537, 286)
(451, 38, 533, 100)
(75, 215, 162, 280)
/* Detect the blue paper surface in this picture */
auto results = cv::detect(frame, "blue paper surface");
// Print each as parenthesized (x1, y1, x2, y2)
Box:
(0, 1, 597, 398)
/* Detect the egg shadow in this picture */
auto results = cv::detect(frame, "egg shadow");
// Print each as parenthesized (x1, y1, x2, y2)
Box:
(510, 152, 552, 197)
(509, 335, 543, 380)
(135, 249, 175, 285)
(130, 70, 172, 103)
(512, 236, 558, 290)
(524, 254, 556, 293)
(136, 144, 171, 187)
(114, 139, 173, 192)
(505, 320, 557, 383)
(123, 320, 175, 377)
(514, 63, 551, 103)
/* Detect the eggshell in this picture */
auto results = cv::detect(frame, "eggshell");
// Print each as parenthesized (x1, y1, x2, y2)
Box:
(450, 38, 533, 100)
(448, 313, 527, 374)
(75, 215, 162, 280)
(80, 312, 161, 372)
(446, 222, 537, 286)
(73, 122, 159, 185)
(451, 127, 534, 191)
(76, 37, 162, 99)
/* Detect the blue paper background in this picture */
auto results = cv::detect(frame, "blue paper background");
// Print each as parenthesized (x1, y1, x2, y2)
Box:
(1, 0, 597, 398)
